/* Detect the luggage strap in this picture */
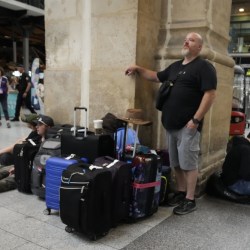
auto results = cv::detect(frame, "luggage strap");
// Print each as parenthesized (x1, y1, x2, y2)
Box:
(132, 181, 161, 189)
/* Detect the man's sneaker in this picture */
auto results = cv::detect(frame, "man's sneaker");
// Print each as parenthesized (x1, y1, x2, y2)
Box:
(167, 191, 186, 206)
(7, 122, 11, 128)
(11, 117, 19, 122)
(173, 198, 197, 215)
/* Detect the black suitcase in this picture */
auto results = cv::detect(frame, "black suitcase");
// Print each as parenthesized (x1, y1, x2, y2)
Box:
(31, 137, 61, 198)
(13, 140, 41, 193)
(93, 156, 131, 227)
(60, 162, 112, 240)
(61, 107, 115, 163)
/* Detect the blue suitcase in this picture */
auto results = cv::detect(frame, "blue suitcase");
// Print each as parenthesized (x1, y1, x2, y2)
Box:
(44, 156, 79, 215)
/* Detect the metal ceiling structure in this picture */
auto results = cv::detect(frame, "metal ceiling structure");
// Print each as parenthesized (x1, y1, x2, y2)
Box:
(0, 0, 249, 70)
(0, 0, 44, 69)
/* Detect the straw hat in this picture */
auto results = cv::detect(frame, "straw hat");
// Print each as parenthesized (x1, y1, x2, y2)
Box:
(118, 109, 152, 126)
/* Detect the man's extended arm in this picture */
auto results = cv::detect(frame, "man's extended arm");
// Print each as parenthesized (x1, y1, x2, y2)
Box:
(125, 65, 160, 82)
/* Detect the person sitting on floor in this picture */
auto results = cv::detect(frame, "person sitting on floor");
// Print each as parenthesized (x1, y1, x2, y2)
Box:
(0, 114, 54, 193)
(0, 114, 41, 166)
(220, 132, 250, 196)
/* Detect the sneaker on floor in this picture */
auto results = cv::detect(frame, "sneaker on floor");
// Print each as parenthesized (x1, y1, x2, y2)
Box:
(10, 117, 19, 122)
(0, 121, 2, 126)
(167, 191, 186, 206)
(173, 198, 197, 215)
(7, 122, 11, 128)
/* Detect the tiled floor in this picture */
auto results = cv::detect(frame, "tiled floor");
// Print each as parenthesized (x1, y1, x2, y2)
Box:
(0, 119, 173, 250)
(124, 195, 250, 250)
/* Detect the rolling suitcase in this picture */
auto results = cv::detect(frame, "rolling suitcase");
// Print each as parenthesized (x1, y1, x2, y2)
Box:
(31, 137, 61, 199)
(61, 107, 115, 163)
(129, 153, 162, 220)
(13, 140, 41, 193)
(117, 120, 162, 219)
(60, 162, 112, 240)
(93, 156, 131, 227)
(44, 156, 81, 214)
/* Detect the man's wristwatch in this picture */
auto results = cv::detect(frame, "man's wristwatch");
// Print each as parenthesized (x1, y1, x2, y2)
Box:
(192, 117, 200, 125)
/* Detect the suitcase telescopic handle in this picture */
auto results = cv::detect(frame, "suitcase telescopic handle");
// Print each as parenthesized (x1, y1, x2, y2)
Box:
(73, 107, 87, 137)
(74, 107, 87, 112)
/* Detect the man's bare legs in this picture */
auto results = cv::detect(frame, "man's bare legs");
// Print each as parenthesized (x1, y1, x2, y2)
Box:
(174, 166, 198, 200)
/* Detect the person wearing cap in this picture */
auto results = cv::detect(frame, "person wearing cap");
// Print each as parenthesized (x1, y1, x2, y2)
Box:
(36, 115, 55, 141)
(0, 114, 54, 192)
(0, 114, 41, 166)
(0, 114, 41, 193)
(11, 64, 37, 122)
(125, 32, 217, 215)
(0, 66, 11, 128)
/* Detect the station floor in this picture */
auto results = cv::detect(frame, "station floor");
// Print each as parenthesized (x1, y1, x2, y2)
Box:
(0, 119, 250, 250)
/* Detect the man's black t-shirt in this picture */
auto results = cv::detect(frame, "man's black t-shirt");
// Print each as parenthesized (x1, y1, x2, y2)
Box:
(157, 57, 217, 131)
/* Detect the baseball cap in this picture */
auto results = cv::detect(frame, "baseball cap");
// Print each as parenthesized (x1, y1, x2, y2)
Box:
(21, 114, 39, 126)
(37, 115, 54, 127)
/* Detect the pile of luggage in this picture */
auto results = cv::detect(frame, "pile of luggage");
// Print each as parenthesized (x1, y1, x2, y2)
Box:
(12, 107, 171, 240)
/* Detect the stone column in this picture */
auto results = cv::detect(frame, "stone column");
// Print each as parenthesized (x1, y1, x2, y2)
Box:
(44, 0, 160, 129)
(45, 0, 88, 124)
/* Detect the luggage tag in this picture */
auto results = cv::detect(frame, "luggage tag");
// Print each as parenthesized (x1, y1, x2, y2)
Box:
(28, 139, 37, 146)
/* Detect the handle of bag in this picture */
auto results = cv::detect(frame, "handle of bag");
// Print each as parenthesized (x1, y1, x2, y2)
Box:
(132, 125, 139, 158)
(73, 107, 87, 137)
(119, 121, 128, 161)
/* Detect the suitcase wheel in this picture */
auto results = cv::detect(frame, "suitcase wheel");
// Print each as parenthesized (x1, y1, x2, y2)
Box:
(65, 226, 74, 233)
(90, 234, 97, 241)
(43, 208, 51, 215)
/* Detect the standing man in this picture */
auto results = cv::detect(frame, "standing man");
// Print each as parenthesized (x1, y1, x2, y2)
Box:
(0, 66, 11, 128)
(125, 32, 217, 215)
(11, 64, 36, 121)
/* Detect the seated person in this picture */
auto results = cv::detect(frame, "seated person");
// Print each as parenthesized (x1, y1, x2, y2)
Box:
(0, 114, 41, 166)
(221, 133, 250, 196)
(0, 114, 54, 193)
